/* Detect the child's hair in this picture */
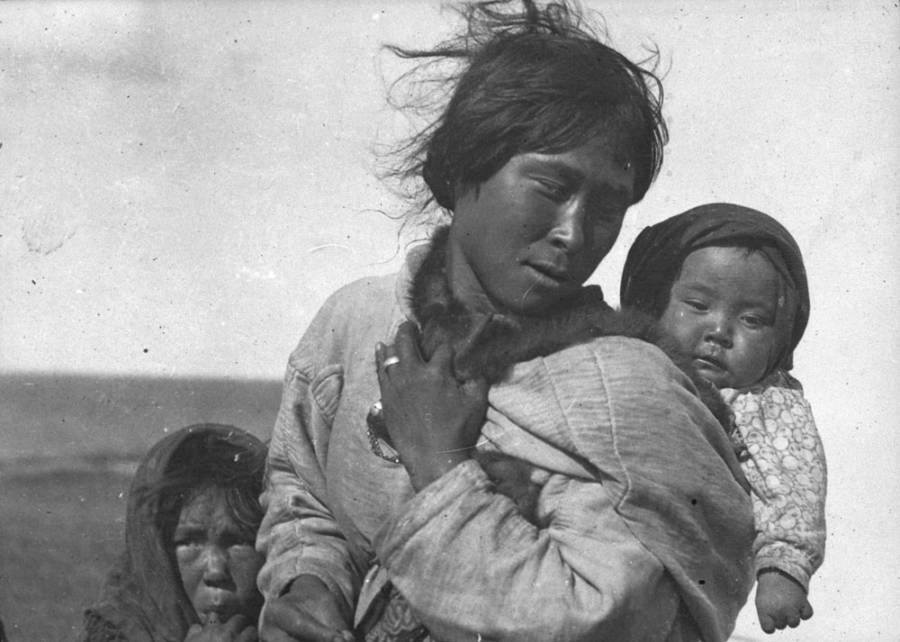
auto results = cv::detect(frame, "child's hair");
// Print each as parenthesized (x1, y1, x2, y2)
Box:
(620, 203, 810, 374)
(386, 0, 667, 219)
(136, 427, 267, 548)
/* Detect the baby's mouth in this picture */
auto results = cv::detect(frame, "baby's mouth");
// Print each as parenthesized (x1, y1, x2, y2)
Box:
(693, 354, 725, 371)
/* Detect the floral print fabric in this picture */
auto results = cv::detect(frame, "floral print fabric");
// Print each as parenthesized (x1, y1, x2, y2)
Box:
(723, 371, 827, 591)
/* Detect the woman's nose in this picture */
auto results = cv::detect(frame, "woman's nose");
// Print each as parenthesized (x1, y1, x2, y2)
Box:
(548, 201, 585, 254)
(202, 546, 229, 585)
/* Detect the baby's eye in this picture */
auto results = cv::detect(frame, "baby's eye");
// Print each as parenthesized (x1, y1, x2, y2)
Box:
(684, 299, 708, 312)
(742, 314, 771, 329)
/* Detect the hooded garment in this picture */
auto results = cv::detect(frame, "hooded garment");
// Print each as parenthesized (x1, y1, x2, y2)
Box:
(81, 424, 267, 642)
(620, 202, 809, 372)
(306, 232, 754, 642)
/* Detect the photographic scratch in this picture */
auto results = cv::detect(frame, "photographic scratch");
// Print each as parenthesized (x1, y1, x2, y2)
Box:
(308, 244, 352, 254)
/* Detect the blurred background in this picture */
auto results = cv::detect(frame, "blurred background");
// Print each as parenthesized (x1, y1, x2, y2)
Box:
(1, 1, 897, 639)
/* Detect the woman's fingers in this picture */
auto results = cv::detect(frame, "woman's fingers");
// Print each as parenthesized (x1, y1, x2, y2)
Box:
(392, 320, 423, 365)
(377, 321, 462, 381)
(428, 341, 454, 372)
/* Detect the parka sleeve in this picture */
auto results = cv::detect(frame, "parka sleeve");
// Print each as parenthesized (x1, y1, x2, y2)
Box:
(373, 461, 685, 642)
(732, 385, 827, 591)
(256, 359, 361, 609)
(255, 290, 366, 613)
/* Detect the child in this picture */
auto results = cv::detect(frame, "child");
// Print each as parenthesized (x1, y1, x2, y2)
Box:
(620, 202, 827, 634)
(82, 424, 267, 642)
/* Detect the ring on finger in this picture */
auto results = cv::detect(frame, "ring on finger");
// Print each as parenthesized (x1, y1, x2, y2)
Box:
(382, 355, 401, 369)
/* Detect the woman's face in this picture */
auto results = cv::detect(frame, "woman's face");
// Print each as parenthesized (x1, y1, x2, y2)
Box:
(446, 137, 635, 315)
(173, 486, 264, 626)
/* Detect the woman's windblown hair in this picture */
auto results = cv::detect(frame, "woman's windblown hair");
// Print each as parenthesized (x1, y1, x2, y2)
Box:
(384, 0, 667, 220)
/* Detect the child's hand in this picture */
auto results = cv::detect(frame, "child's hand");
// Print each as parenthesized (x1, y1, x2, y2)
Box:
(184, 614, 257, 641)
(755, 570, 814, 634)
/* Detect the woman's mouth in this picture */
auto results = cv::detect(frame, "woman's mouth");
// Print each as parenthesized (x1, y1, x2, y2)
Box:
(524, 261, 569, 286)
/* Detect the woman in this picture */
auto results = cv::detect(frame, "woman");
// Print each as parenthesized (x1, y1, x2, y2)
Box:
(257, 2, 754, 640)
(82, 424, 267, 642)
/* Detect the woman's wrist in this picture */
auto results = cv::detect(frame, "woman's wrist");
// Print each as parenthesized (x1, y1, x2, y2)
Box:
(404, 449, 472, 491)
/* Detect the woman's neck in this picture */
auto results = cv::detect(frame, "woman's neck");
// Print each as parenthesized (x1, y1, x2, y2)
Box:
(444, 239, 499, 316)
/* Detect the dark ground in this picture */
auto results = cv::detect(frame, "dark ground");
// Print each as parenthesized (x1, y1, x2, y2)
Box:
(0, 466, 131, 641)
(0, 373, 281, 641)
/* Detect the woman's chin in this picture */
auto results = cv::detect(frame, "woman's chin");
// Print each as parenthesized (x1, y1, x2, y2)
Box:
(502, 282, 580, 316)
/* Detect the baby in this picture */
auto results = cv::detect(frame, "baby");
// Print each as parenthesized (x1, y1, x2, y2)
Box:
(620, 202, 827, 634)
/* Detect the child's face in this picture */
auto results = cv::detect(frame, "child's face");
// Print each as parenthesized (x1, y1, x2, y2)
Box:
(173, 486, 263, 626)
(658, 246, 781, 389)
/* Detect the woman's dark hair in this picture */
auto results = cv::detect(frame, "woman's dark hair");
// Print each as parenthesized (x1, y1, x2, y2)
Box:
(386, 0, 667, 217)
(137, 428, 267, 548)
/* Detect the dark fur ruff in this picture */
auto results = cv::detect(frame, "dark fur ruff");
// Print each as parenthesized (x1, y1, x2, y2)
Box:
(409, 227, 732, 431)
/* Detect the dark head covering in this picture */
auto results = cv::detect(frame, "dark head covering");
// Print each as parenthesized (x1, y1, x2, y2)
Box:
(81, 424, 266, 642)
(620, 203, 809, 372)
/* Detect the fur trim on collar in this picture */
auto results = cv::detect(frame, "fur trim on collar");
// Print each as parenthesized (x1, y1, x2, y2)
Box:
(408, 226, 732, 430)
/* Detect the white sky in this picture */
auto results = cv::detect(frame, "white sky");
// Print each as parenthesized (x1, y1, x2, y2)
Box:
(1, 1, 898, 639)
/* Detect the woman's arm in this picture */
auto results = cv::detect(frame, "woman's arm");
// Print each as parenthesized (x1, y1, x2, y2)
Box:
(256, 285, 382, 641)
(374, 463, 683, 642)
(375, 332, 753, 641)
(373, 326, 694, 641)
(257, 361, 359, 609)
(256, 361, 358, 642)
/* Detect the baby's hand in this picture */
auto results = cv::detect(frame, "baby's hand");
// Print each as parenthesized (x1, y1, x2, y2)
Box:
(755, 570, 814, 634)
(477, 453, 544, 521)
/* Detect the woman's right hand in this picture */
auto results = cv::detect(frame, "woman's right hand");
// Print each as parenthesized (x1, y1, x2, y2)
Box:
(258, 575, 355, 642)
(376, 321, 489, 490)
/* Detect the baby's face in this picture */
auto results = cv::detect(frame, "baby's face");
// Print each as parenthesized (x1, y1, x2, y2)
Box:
(658, 246, 781, 389)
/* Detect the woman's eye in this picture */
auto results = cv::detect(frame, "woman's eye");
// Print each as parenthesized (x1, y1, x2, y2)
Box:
(534, 178, 568, 200)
